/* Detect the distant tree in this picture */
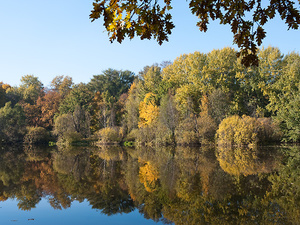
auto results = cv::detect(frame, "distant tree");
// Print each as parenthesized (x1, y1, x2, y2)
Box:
(0, 83, 6, 107)
(72, 105, 91, 138)
(197, 94, 217, 143)
(90, 0, 300, 67)
(125, 81, 141, 132)
(89, 69, 135, 97)
(50, 75, 73, 97)
(207, 89, 230, 125)
(24, 127, 50, 144)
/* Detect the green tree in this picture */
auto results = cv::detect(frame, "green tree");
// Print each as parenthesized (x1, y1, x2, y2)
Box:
(124, 81, 141, 137)
(266, 52, 300, 141)
(90, 0, 300, 67)
(19, 75, 44, 104)
(59, 83, 94, 114)
(4, 86, 22, 106)
(89, 69, 135, 98)
(0, 82, 7, 107)
(0, 102, 26, 143)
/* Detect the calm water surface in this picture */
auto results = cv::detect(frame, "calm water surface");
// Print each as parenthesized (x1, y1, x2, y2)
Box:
(0, 144, 299, 224)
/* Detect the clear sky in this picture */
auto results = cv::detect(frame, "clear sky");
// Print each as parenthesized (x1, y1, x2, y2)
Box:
(0, 0, 299, 87)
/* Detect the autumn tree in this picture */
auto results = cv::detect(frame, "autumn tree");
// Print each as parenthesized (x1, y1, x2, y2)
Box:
(21, 102, 41, 127)
(138, 93, 159, 128)
(50, 75, 73, 97)
(36, 89, 61, 130)
(196, 94, 217, 143)
(90, 0, 300, 67)
(216, 115, 281, 146)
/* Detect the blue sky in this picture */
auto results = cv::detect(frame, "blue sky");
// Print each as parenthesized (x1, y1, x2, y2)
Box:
(0, 0, 299, 87)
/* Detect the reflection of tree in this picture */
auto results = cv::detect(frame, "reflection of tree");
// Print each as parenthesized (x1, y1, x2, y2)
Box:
(23, 145, 51, 162)
(88, 145, 134, 215)
(265, 146, 300, 224)
(217, 146, 279, 176)
(87, 179, 134, 216)
(0, 144, 298, 224)
(139, 161, 159, 192)
(16, 184, 41, 210)
(0, 150, 25, 186)
(53, 147, 91, 181)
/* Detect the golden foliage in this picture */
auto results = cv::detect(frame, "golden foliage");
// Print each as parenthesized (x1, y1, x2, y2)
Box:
(138, 93, 159, 128)
(217, 115, 281, 146)
(139, 161, 159, 192)
(217, 115, 258, 146)
(217, 146, 279, 176)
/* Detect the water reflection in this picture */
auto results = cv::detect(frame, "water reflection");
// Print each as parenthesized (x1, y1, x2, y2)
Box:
(0, 144, 299, 224)
(216, 145, 280, 176)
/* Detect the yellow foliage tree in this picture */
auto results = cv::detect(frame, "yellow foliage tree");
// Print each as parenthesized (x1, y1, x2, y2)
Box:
(138, 93, 159, 128)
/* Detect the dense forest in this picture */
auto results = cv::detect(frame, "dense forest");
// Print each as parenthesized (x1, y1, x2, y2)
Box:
(0, 47, 299, 146)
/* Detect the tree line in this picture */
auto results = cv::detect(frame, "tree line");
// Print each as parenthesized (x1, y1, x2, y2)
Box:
(0, 46, 299, 145)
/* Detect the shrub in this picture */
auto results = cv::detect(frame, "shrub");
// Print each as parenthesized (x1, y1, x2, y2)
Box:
(57, 131, 83, 146)
(216, 115, 282, 146)
(24, 126, 50, 144)
(96, 127, 122, 144)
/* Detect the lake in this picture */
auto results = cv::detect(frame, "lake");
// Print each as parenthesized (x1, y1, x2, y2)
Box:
(0, 144, 299, 224)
